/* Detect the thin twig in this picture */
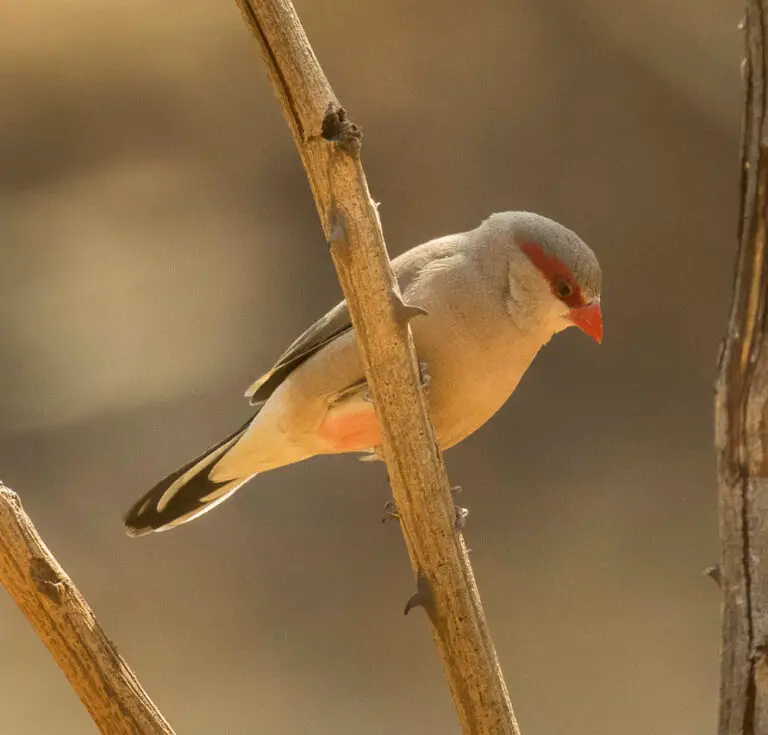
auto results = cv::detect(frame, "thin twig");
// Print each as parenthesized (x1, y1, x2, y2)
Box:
(0, 483, 174, 734)
(234, 1, 519, 732)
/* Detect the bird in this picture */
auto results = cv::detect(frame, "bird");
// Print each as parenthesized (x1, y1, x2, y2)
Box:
(124, 211, 602, 537)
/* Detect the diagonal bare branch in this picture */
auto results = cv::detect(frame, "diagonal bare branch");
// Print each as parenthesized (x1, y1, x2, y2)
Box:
(234, 1, 520, 732)
(0, 483, 174, 734)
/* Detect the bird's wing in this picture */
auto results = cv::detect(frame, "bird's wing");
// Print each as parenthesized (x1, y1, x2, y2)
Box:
(245, 235, 463, 405)
(245, 300, 353, 404)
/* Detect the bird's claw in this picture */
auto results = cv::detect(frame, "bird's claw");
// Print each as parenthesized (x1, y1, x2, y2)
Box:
(454, 505, 469, 531)
(381, 500, 399, 523)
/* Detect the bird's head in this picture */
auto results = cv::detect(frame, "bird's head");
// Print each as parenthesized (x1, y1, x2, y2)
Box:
(483, 212, 603, 343)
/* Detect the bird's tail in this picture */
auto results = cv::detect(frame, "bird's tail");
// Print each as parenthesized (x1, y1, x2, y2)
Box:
(124, 416, 256, 537)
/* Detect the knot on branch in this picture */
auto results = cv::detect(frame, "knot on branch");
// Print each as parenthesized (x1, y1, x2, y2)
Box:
(30, 557, 64, 605)
(0, 483, 22, 510)
(321, 104, 362, 154)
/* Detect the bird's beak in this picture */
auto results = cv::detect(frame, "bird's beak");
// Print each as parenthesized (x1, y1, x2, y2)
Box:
(569, 300, 603, 344)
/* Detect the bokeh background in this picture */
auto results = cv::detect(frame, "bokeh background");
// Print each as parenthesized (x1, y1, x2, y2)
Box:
(0, 1, 742, 732)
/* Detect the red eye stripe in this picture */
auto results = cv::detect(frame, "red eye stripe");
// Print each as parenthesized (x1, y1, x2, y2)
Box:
(519, 241, 585, 308)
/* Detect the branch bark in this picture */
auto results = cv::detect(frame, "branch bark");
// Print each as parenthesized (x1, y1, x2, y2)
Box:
(0, 483, 174, 735)
(716, 2, 768, 733)
(234, 1, 519, 732)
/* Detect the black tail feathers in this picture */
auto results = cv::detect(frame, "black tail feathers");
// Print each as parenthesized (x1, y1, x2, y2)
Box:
(124, 416, 256, 537)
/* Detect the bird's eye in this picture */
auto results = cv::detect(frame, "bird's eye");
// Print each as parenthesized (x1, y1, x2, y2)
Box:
(555, 280, 573, 299)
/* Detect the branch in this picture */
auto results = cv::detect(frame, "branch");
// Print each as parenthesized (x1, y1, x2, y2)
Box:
(0, 483, 174, 734)
(716, 2, 768, 732)
(234, 2, 519, 732)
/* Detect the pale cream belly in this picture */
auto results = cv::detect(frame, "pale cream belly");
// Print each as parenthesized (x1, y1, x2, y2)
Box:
(312, 315, 542, 454)
(215, 312, 544, 480)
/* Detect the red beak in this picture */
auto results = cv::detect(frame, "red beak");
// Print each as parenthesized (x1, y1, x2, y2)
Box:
(569, 300, 603, 344)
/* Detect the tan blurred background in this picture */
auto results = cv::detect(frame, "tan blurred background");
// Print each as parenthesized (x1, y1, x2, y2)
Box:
(0, 1, 742, 733)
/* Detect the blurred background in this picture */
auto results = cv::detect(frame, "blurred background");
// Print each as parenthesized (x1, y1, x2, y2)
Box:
(0, 1, 741, 732)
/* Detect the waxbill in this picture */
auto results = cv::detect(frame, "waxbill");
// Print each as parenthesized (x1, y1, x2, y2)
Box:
(124, 211, 602, 536)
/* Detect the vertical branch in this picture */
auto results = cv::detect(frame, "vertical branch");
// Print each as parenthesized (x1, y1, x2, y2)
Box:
(0, 484, 174, 734)
(234, 1, 520, 732)
(717, 1, 768, 732)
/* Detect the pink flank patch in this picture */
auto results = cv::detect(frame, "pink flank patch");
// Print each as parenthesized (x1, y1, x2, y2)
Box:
(317, 403, 382, 452)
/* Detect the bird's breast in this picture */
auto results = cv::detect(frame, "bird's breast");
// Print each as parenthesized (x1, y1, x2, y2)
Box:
(411, 310, 543, 450)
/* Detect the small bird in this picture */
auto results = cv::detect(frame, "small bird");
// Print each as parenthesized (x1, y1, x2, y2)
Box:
(124, 211, 602, 536)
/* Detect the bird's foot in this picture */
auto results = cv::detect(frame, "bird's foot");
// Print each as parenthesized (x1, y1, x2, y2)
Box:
(381, 500, 399, 523)
(453, 504, 469, 531)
